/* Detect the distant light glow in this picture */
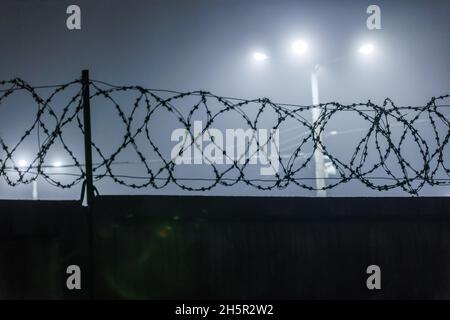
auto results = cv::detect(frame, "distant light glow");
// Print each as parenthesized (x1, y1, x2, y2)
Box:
(253, 52, 268, 61)
(292, 40, 308, 54)
(53, 161, 62, 168)
(329, 131, 338, 136)
(18, 159, 28, 167)
(359, 43, 374, 55)
(324, 162, 337, 176)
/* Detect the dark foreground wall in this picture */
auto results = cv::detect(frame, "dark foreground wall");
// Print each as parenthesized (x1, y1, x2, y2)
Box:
(1, 197, 450, 299)
(93, 196, 450, 299)
(0, 200, 89, 299)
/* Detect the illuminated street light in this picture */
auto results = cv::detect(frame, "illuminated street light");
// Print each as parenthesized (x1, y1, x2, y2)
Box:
(359, 43, 374, 55)
(253, 52, 268, 61)
(254, 38, 379, 196)
(292, 40, 308, 55)
(18, 159, 28, 167)
(310, 64, 327, 197)
(53, 161, 62, 168)
(289, 41, 326, 196)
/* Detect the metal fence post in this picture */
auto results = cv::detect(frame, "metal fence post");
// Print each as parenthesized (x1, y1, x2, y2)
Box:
(82, 70, 95, 206)
(82, 69, 95, 298)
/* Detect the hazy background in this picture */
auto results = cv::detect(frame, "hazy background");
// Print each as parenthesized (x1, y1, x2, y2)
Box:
(0, 0, 449, 199)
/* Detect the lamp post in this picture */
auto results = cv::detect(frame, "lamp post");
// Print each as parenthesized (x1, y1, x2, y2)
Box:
(290, 40, 327, 196)
(252, 41, 375, 196)
(18, 159, 37, 200)
(18, 159, 63, 200)
(32, 179, 38, 200)
(310, 64, 327, 196)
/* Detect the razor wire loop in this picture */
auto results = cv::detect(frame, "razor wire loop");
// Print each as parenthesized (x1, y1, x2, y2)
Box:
(0, 76, 449, 195)
(0, 78, 84, 188)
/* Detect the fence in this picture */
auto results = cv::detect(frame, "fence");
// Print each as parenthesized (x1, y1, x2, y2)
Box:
(1, 70, 450, 202)
(1, 71, 450, 299)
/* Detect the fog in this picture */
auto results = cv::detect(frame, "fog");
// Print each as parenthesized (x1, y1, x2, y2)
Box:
(0, 0, 449, 199)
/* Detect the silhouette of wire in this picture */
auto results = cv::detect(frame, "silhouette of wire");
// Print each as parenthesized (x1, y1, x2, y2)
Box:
(1, 76, 449, 195)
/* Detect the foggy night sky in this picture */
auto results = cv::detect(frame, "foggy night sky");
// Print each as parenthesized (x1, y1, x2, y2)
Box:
(0, 0, 449, 199)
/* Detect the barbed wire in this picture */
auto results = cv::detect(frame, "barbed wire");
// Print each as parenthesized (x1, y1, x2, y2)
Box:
(1, 76, 449, 195)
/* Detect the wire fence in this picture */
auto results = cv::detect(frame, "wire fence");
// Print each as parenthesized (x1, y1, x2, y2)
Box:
(1, 74, 450, 196)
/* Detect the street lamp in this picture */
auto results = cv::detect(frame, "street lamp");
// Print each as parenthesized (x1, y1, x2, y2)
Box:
(250, 40, 376, 196)
(18, 159, 28, 167)
(309, 64, 327, 197)
(294, 41, 377, 196)
(289, 40, 327, 196)
(292, 40, 308, 55)
(53, 161, 62, 168)
(253, 52, 268, 62)
(359, 43, 374, 55)
(16, 159, 64, 200)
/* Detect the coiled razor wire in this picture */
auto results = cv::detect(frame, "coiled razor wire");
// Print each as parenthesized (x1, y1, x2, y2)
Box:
(0, 77, 449, 195)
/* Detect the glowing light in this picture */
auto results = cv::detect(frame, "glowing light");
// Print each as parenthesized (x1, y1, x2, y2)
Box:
(359, 43, 374, 55)
(53, 161, 62, 168)
(18, 159, 28, 167)
(324, 162, 337, 176)
(253, 52, 268, 61)
(292, 40, 308, 54)
(329, 131, 338, 135)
